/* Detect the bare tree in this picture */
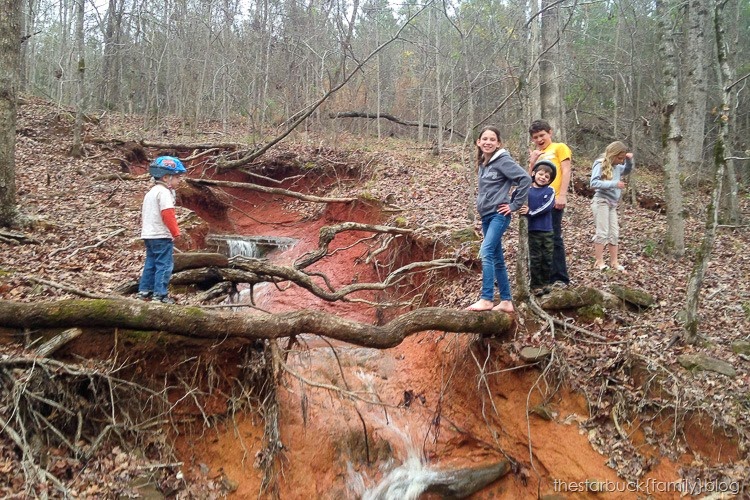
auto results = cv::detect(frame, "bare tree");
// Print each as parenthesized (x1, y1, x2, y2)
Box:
(680, 0, 709, 181)
(657, 0, 686, 256)
(0, 0, 21, 227)
(70, 0, 85, 157)
(539, 0, 564, 137)
(683, 0, 732, 343)
(99, 0, 125, 110)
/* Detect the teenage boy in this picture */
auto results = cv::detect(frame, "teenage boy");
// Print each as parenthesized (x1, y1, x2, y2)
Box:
(528, 120, 572, 287)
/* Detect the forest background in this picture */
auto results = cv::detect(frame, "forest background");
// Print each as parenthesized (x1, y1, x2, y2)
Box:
(0, 0, 750, 497)
(5, 0, 750, 169)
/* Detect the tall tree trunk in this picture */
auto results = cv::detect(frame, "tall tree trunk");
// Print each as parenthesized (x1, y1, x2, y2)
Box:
(683, 0, 731, 343)
(100, 0, 124, 110)
(718, 149, 741, 224)
(539, 0, 563, 137)
(56, 0, 72, 107)
(433, 6, 443, 153)
(718, 4, 741, 226)
(22, 0, 37, 94)
(376, 25, 382, 139)
(528, 1, 541, 122)
(0, 0, 20, 226)
(71, 0, 85, 157)
(680, 0, 709, 180)
(657, 0, 686, 256)
(516, 0, 535, 296)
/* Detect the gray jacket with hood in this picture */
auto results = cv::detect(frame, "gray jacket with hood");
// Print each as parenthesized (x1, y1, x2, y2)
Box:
(476, 149, 532, 217)
(590, 156, 634, 204)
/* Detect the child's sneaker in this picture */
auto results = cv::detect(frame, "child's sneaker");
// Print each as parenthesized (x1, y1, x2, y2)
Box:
(153, 295, 176, 304)
(135, 292, 152, 301)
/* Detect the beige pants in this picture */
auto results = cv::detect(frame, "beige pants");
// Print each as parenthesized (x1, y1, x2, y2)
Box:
(591, 197, 619, 246)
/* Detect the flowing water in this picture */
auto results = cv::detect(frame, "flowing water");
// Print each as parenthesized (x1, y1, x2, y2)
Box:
(226, 238, 261, 258)
(347, 415, 442, 500)
(205, 234, 298, 258)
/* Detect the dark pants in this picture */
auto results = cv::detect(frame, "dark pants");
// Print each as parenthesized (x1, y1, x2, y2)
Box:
(529, 231, 553, 288)
(550, 208, 569, 284)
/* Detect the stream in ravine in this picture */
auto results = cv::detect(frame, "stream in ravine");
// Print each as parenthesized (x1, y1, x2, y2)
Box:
(176, 190, 687, 499)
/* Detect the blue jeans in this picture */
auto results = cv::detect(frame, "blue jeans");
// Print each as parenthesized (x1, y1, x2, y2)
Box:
(138, 238, 174, 297)
(550, 208, 569, 284)
(479, 212, 512, 301)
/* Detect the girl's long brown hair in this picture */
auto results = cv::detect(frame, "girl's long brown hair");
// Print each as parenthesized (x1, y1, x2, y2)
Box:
(476, 126, 503, 165)
(598, 141, 628, 180)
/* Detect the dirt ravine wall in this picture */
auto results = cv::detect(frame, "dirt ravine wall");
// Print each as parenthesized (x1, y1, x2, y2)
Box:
(164, 164, 726, 499)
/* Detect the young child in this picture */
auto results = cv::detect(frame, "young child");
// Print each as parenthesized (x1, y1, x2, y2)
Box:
(519, 160, 556, 295)
(466, 126, 531, 313)
(590, 141, 634, 272)
(528, 120, 572, 287)
(137, 156, 186, 303)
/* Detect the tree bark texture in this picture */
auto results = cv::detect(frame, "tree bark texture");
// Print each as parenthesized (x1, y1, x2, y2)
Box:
(680, 0, 709, 176)
(683, 0, 731, 342)
(0, 299, 514, 349)
(539, 0, 564, 138)
(70, 0, 84, 157)
(0, 0, 20, 226)
(657, 0, 686, 255)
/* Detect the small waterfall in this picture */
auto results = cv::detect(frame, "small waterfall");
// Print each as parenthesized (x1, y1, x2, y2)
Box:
(349, 422, 438, 500)
(226, 239, 261, 258)
(205, 234, 298, 259)
(349, 418, 508, 499)
(360, 454, 440, 500)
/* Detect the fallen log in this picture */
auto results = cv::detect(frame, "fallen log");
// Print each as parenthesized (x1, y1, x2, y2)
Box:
(187, 178, 357, 204)
(173, 252, 229, 272)
(328, 111, 465, 138)
(0, 299, 513, 349)
(35, 328, 83, 357)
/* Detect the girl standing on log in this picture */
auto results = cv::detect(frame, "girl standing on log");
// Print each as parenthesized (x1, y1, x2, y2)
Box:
(590, 141, 634, 272)
(466, 127, 531, 313)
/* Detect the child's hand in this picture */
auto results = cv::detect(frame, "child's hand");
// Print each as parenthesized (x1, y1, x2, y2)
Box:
(616, 181, 626, 189)
(528, 149, 541, 167)
(518, 205, 529, 215)
(626, 152, 634, 159)
(497, 203, 512, 215)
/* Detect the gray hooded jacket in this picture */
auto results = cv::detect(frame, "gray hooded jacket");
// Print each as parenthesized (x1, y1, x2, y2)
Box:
(476, 149, 532, 217)
(590, 157, 634, 204)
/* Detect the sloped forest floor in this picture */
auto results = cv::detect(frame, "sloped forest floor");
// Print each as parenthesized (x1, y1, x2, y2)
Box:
(1, 96, 750, 498)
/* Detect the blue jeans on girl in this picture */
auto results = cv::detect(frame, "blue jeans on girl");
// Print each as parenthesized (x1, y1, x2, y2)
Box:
(479, 212, 512, 302)
(138, 238, 174, 298)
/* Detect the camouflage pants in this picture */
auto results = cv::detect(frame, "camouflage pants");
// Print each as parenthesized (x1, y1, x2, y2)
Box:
(529, 231, 554, 288)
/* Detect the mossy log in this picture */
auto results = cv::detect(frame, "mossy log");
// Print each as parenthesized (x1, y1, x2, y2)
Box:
(609, 284, 655, 308)
(0, 299, 513, 349)
(538, 286, 603, 310)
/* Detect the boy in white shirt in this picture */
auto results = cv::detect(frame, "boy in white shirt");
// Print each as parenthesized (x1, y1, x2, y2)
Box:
(136, 156, 186, 303)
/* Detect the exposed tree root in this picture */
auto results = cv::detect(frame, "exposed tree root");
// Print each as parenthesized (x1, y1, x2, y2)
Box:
(0, 355, 171, 495)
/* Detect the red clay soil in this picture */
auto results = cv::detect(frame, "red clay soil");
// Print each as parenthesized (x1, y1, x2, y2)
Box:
(171, 184, 735, 499)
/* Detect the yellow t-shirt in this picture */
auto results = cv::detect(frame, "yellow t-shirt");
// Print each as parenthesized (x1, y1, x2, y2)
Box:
(537, 142, 572, 195)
